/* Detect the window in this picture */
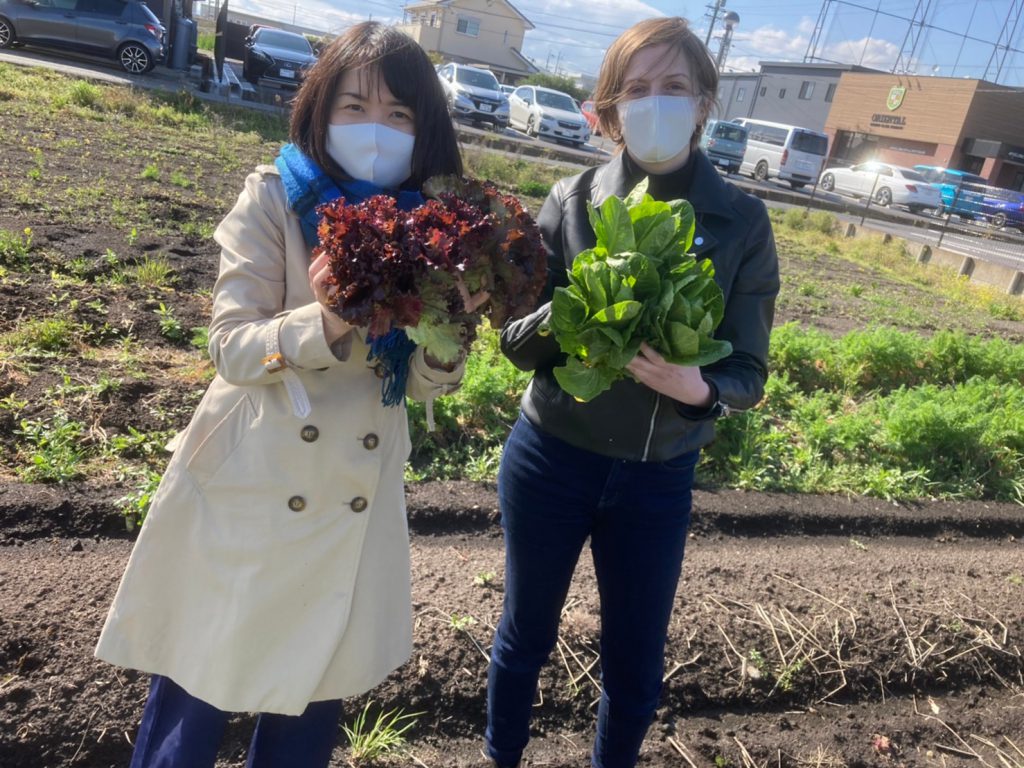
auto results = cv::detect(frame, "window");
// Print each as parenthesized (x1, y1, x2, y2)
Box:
(759, 86, 767, 97)
(77, 0, 125, 14)
(778, 88, 787, 99)
(749, 124, 788, 146)
(736, 87, 746, 103)
(791, 131, 829, 155)
(825, 83, 836, 102)
(456, 16, 480, 36)
(799, 81, 814, 100)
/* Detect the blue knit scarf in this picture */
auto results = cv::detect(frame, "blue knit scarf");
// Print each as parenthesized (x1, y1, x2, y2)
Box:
(275, 143, 422, 406)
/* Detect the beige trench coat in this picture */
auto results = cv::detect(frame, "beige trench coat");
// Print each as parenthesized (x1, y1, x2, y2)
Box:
(95, 166, 463, 715)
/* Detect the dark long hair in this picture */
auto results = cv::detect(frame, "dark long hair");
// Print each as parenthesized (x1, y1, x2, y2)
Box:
(290, 22, 463, 187)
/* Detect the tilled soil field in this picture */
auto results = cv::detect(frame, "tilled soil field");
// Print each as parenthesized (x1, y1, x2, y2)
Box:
(1, 483, 1023, 767)
(1, 62, 1023, 768)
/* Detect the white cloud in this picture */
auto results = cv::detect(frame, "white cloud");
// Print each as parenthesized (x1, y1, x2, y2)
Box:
(824, 37, 901, 70)
(728, 24, 808, 60)
(229, 0, 387, 32)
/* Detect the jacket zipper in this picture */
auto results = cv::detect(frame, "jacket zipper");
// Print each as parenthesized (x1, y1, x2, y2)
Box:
(641, 394, 660, 461)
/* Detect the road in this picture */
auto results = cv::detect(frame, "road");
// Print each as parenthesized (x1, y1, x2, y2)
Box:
(744, 175, 1024, 271)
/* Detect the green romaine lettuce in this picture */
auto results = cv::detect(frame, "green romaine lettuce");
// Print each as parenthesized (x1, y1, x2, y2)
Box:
(546, 178, 732, 402)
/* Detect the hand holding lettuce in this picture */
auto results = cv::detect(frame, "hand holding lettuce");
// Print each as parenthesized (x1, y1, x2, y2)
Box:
(545, 179, 732, 402)
(315, 176, 547, 364)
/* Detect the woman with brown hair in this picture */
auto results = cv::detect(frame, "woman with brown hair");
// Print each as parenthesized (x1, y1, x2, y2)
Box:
(95, 22, 477, 768)
(486, 16, 779, 768)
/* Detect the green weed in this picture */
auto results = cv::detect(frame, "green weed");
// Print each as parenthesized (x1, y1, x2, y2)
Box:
(449, 613, 477, 631)
(0, 226, 33, 267)
(107, 426, 174, 460)
(15, 412, 87, 483)
(124, 254, 176, 289)
(155, 303, 186, 343)
(117, 468, 163, 530)
(343, 701, 421, 763)
(473, 571, 496, 587)
(2, 317, 80, 354)
(66, 80, 102, 109)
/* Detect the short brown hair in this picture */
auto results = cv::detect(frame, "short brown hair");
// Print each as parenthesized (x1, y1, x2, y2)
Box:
(592, 17, 718, 145)
(290, 22, 463, 188)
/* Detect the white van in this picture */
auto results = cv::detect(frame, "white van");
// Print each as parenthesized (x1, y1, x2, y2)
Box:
(731, 118, 829, 189)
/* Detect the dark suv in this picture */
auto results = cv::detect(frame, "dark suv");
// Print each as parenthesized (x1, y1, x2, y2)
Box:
(0, 0, 164, 74)
(242, 27, 317, 88)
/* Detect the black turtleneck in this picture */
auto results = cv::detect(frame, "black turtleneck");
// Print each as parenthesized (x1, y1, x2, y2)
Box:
(621, 150, 699, 202)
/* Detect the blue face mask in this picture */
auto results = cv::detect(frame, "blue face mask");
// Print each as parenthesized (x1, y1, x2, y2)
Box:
(326, 122, 416, 189)
(617, 95, 700, 164)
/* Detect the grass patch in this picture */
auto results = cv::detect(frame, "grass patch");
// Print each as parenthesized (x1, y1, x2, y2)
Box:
(2, 317, 82, 354)
(343, 701, 421, 763)
(120, 254, 177, 289)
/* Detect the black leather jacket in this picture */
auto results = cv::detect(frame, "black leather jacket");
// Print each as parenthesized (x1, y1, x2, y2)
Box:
(500, 150, 780, 462)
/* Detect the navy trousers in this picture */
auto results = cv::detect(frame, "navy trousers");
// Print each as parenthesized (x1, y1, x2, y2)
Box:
(486, 416, 698, 768)
(129, 675, 344, 768)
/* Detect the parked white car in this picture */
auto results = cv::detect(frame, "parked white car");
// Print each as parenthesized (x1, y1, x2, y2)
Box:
(507, 85, 590, 147)
(819, 162, 941, 213)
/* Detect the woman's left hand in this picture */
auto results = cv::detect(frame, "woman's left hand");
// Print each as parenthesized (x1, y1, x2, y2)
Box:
(626, 342, 713, 407)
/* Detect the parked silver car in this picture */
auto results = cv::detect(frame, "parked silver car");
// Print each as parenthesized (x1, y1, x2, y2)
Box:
(0, 0, 165, 74)
(436, 62, 509, 130)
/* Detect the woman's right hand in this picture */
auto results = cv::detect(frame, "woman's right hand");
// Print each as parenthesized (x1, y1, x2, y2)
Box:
(308, 252, 351, 342)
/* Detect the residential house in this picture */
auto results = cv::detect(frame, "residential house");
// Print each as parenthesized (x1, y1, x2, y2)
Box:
(396, 0, 537, 83)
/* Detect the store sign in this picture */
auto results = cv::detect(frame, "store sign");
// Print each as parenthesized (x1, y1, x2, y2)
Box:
(887, 85, 907, 111)
(870, 113, 907, 130)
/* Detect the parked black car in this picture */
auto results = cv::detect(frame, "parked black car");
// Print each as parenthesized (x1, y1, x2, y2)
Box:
(242, 26, 316, 88)
(0, 0, 164, 74)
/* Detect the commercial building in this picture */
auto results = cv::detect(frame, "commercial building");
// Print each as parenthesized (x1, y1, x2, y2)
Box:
(824, 73, 1024, 190)
(717, 62, 879, 132)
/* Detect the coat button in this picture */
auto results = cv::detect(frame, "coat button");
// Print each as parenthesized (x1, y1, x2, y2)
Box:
(288, 495, 306, 512)
(300, 425, 319, 443)
(362, 433, 379, 450)
(350, 496, 368, 513)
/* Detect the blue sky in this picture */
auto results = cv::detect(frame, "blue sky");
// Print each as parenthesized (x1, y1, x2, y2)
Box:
(218, 0, 1024, 86)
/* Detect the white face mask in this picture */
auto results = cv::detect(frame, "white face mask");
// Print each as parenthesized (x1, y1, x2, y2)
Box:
(326, 122, 415, 189)
(617, 95, 700, 165)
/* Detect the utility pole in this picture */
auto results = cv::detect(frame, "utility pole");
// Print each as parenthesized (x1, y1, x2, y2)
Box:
(704, 0, 726, 46)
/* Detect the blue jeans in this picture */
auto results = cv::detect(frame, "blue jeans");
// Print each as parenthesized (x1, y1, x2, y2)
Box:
(486, 416, 698, 768)
(129, 675, 343, 768)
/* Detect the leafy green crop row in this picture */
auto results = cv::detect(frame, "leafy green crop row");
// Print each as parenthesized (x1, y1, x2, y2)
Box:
(408, 323, 1024, 503)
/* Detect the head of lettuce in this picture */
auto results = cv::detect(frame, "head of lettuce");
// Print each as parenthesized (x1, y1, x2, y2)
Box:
(543, 179, 733, 402)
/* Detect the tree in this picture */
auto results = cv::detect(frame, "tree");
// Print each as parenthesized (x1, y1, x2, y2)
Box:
(520, 73, 589, 103)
